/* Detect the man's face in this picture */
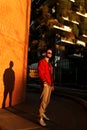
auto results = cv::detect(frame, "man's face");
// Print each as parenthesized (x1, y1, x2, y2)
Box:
(46, 49, 52, 58)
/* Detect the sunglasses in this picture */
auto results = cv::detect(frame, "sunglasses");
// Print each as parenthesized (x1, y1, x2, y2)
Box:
(47, 52, 52, 54)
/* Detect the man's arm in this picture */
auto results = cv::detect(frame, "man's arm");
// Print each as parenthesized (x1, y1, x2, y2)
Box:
(38, 60, 47, 83)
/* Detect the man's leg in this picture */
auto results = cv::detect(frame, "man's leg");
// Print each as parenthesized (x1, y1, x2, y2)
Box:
(38, 85, 51, 126)
(9, 91, 12, 107)
(2, 88, 8, 108)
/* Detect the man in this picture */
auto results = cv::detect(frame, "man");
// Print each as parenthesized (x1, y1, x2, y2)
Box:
(37, 48, 54, 126)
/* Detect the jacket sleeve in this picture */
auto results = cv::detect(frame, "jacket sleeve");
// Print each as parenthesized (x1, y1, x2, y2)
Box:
(37, 60, 47, 83)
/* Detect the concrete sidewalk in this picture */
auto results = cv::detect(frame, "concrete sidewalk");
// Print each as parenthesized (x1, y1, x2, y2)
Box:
(0, 91, 48, 130)
(0, 108, 42, 130)
(0, 90, 87, 130)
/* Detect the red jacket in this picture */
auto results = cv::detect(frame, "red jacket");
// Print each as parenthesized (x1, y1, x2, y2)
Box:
(37, 58, 54, 86)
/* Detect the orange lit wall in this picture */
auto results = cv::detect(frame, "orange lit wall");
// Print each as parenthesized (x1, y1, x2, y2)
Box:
(0, 0, 31, 108)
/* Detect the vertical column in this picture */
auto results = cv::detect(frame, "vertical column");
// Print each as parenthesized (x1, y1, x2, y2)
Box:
(0, 0, 31, 108)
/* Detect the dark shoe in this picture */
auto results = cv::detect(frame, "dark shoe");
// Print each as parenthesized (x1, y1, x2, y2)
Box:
(43, 114, 50, 121)
(2, 104, 5, 109)
(38, 118, 46, 127)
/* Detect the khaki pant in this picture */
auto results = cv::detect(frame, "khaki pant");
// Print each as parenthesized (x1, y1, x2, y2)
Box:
(39, 84, 52, 118)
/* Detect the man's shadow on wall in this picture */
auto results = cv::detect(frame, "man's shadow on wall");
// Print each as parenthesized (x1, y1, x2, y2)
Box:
(2, 61, 15, 108)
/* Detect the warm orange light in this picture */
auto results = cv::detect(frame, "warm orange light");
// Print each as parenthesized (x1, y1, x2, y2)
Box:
(0, 0, 31, 108)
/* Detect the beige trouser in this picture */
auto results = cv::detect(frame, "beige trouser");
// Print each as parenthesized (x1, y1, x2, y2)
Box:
(39, 84, 52, 118)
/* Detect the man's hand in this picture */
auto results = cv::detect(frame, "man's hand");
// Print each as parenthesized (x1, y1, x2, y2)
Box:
(43, 83, 54, 92)
(43, 82, 48, 87)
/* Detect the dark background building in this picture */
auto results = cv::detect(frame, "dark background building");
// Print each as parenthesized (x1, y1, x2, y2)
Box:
(28, 0, 87, 89)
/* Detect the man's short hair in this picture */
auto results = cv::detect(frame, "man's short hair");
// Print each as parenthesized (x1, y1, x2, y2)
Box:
(45, 48, 52, 53)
